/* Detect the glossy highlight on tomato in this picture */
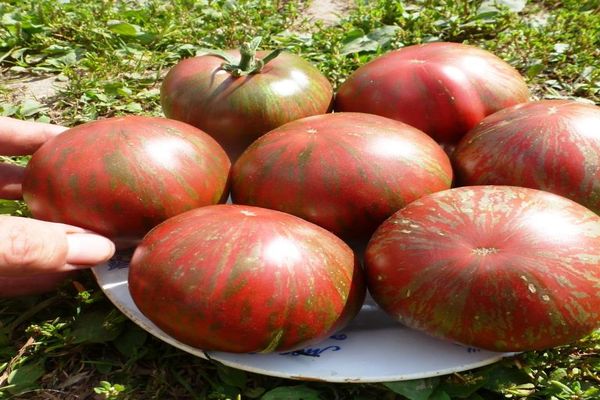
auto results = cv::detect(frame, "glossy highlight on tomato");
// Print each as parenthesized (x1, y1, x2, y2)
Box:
(365, 186, 600, 352)
(232, 112, 452, 241)
(335, 42, 529, 145)
(23, 116, 230, 244)
(129, 204, 365, 353)
(161, 49, 333, 160)
(453, 100, 600, 213)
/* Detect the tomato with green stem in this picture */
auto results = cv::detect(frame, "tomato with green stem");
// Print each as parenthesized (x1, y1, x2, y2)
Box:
(161, 37, 334, 160)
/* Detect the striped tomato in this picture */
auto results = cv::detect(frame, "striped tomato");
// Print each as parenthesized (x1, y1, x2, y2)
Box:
(23, 116, 230, 245)
(231, 112, 452, 241)
(129, 204, 365, 353)
(335, 42, 529, 145)
(453, 100, 600, 213)
(365, 186, 600, 351)
(161, 39, 333, 160)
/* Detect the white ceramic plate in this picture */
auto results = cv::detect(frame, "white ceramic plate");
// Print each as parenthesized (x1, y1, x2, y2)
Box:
(92, 252, 514, 383)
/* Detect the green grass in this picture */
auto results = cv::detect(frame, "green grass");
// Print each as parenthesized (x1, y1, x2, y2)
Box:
(1, 0, 600, 398)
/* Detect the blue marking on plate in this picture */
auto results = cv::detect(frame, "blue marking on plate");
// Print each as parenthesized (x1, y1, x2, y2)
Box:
(107, 252, 132, 270)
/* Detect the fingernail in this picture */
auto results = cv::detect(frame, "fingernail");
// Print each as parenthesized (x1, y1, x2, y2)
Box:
(66, 233, 116, 265)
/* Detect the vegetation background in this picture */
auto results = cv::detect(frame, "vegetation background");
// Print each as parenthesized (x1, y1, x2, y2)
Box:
(1, 0, 599, 399)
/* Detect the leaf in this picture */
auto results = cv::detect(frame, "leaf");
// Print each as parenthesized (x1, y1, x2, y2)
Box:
(195, 48, 237, 64)
(341, 36, 379, 55)
(70, 310, 124, 344)
(553, 43, 570, 54)
(0, 104, 18, 117)
(113, 325, 147, 358)
(107, 21, 143, 37)
(216, 364, 247, 389)
(19, 99, 47, 117)
(428, 388, 452, 400)
(340, 25, 400, 55)
(261, 385, 322, 400)
(477, 0, 527, 15)
(7, 360, 45, 391)
(383, 377, 440, 400)
(121, 103, 143, 113)
(367, 25, 401, 47)
(481, 363, 530, 392)
(526, 63, 545, 78)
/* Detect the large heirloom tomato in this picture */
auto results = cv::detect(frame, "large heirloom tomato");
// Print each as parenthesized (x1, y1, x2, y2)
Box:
(335, 42, 529, 145)
(23, 116, 230, 244)
(365, 186, 600, 352)
(231, 112, 452, 242)
(161, 39, 333, 160)
(129, 204, 365, 353)
(453, 100, 600, 214)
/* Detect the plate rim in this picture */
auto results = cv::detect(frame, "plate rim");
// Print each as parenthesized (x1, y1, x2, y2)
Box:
(91, 262, 514, 383)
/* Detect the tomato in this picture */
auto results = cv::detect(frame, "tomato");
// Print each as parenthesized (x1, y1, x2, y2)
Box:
(231, 112, 452, 242)
(334, 42, 529, 145)
(365, 186, 600, 351)
(23, 116, 230, 245)
(129, 204, 365, 353)
(453, 100, 600, 213)
(161, 39, 333, 160)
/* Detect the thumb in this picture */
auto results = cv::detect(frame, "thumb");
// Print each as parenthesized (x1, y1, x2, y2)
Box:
(0, 216, 115, 276)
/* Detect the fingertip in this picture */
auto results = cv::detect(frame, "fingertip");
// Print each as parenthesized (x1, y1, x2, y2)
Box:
(66, 233, 116, 265)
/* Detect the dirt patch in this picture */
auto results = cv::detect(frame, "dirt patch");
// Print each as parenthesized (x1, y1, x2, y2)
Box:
(304, 0, 354, 26)
(5, 75, 66, 101)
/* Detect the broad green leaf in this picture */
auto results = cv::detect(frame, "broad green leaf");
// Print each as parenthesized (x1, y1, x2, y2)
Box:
(478, 0, 527, 15)
(121, 102, 143, 113)
(7, 360, 45, 391)
(0, 104, 18, 117)
(438, 374, 487, 398)
(553, 43, 570, 54)
(113, 325, 147, 357)
(481, 363, 530, 392)
(261, 385, 322, 400)
(107, 21, 143, 37)
(1, 12, 21, 26)
(19, 99, 47, 117)
(428, 388, 452, 400)
(216, 364, 247, 389)
(526, 63, 545, 78)
(340, 36, 379, 55)
(341, 25, 400, 55)
(70, 310, 124, 344)
(383, 377, 440, 400)
(367, 25, 401, 46)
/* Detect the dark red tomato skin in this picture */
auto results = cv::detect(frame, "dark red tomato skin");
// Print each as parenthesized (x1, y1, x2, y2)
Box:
(453, 100, 600, 213)
(335, 42, 529, 145)
(231, 112, 453, 242)
(365, 186, 600, 352)
(129, 204, 365, 353)
(161, 51, 333, 160)
(23, 116, 230, 244)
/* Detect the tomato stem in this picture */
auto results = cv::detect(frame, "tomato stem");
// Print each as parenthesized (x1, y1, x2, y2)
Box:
(220, 36, 282, 77)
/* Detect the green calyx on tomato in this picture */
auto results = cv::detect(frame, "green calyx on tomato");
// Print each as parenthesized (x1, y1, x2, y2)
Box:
(210, 36, 283, 77)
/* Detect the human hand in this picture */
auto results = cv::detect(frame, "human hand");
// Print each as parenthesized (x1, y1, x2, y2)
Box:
(0, 117, 115, 297)
(0, 116, 68, 199)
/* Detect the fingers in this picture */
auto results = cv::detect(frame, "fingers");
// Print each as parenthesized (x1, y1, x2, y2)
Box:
(0, 271, 78, 298)
(0, 163, 25, 200)
(0, 216, 115, 276)
(0, 117, 68, 156)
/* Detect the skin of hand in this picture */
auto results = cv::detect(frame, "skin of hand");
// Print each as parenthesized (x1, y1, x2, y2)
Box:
(0, 117, 116, 297)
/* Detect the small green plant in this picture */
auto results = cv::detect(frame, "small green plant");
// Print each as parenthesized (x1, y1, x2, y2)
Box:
(94, 380, 126, 399)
